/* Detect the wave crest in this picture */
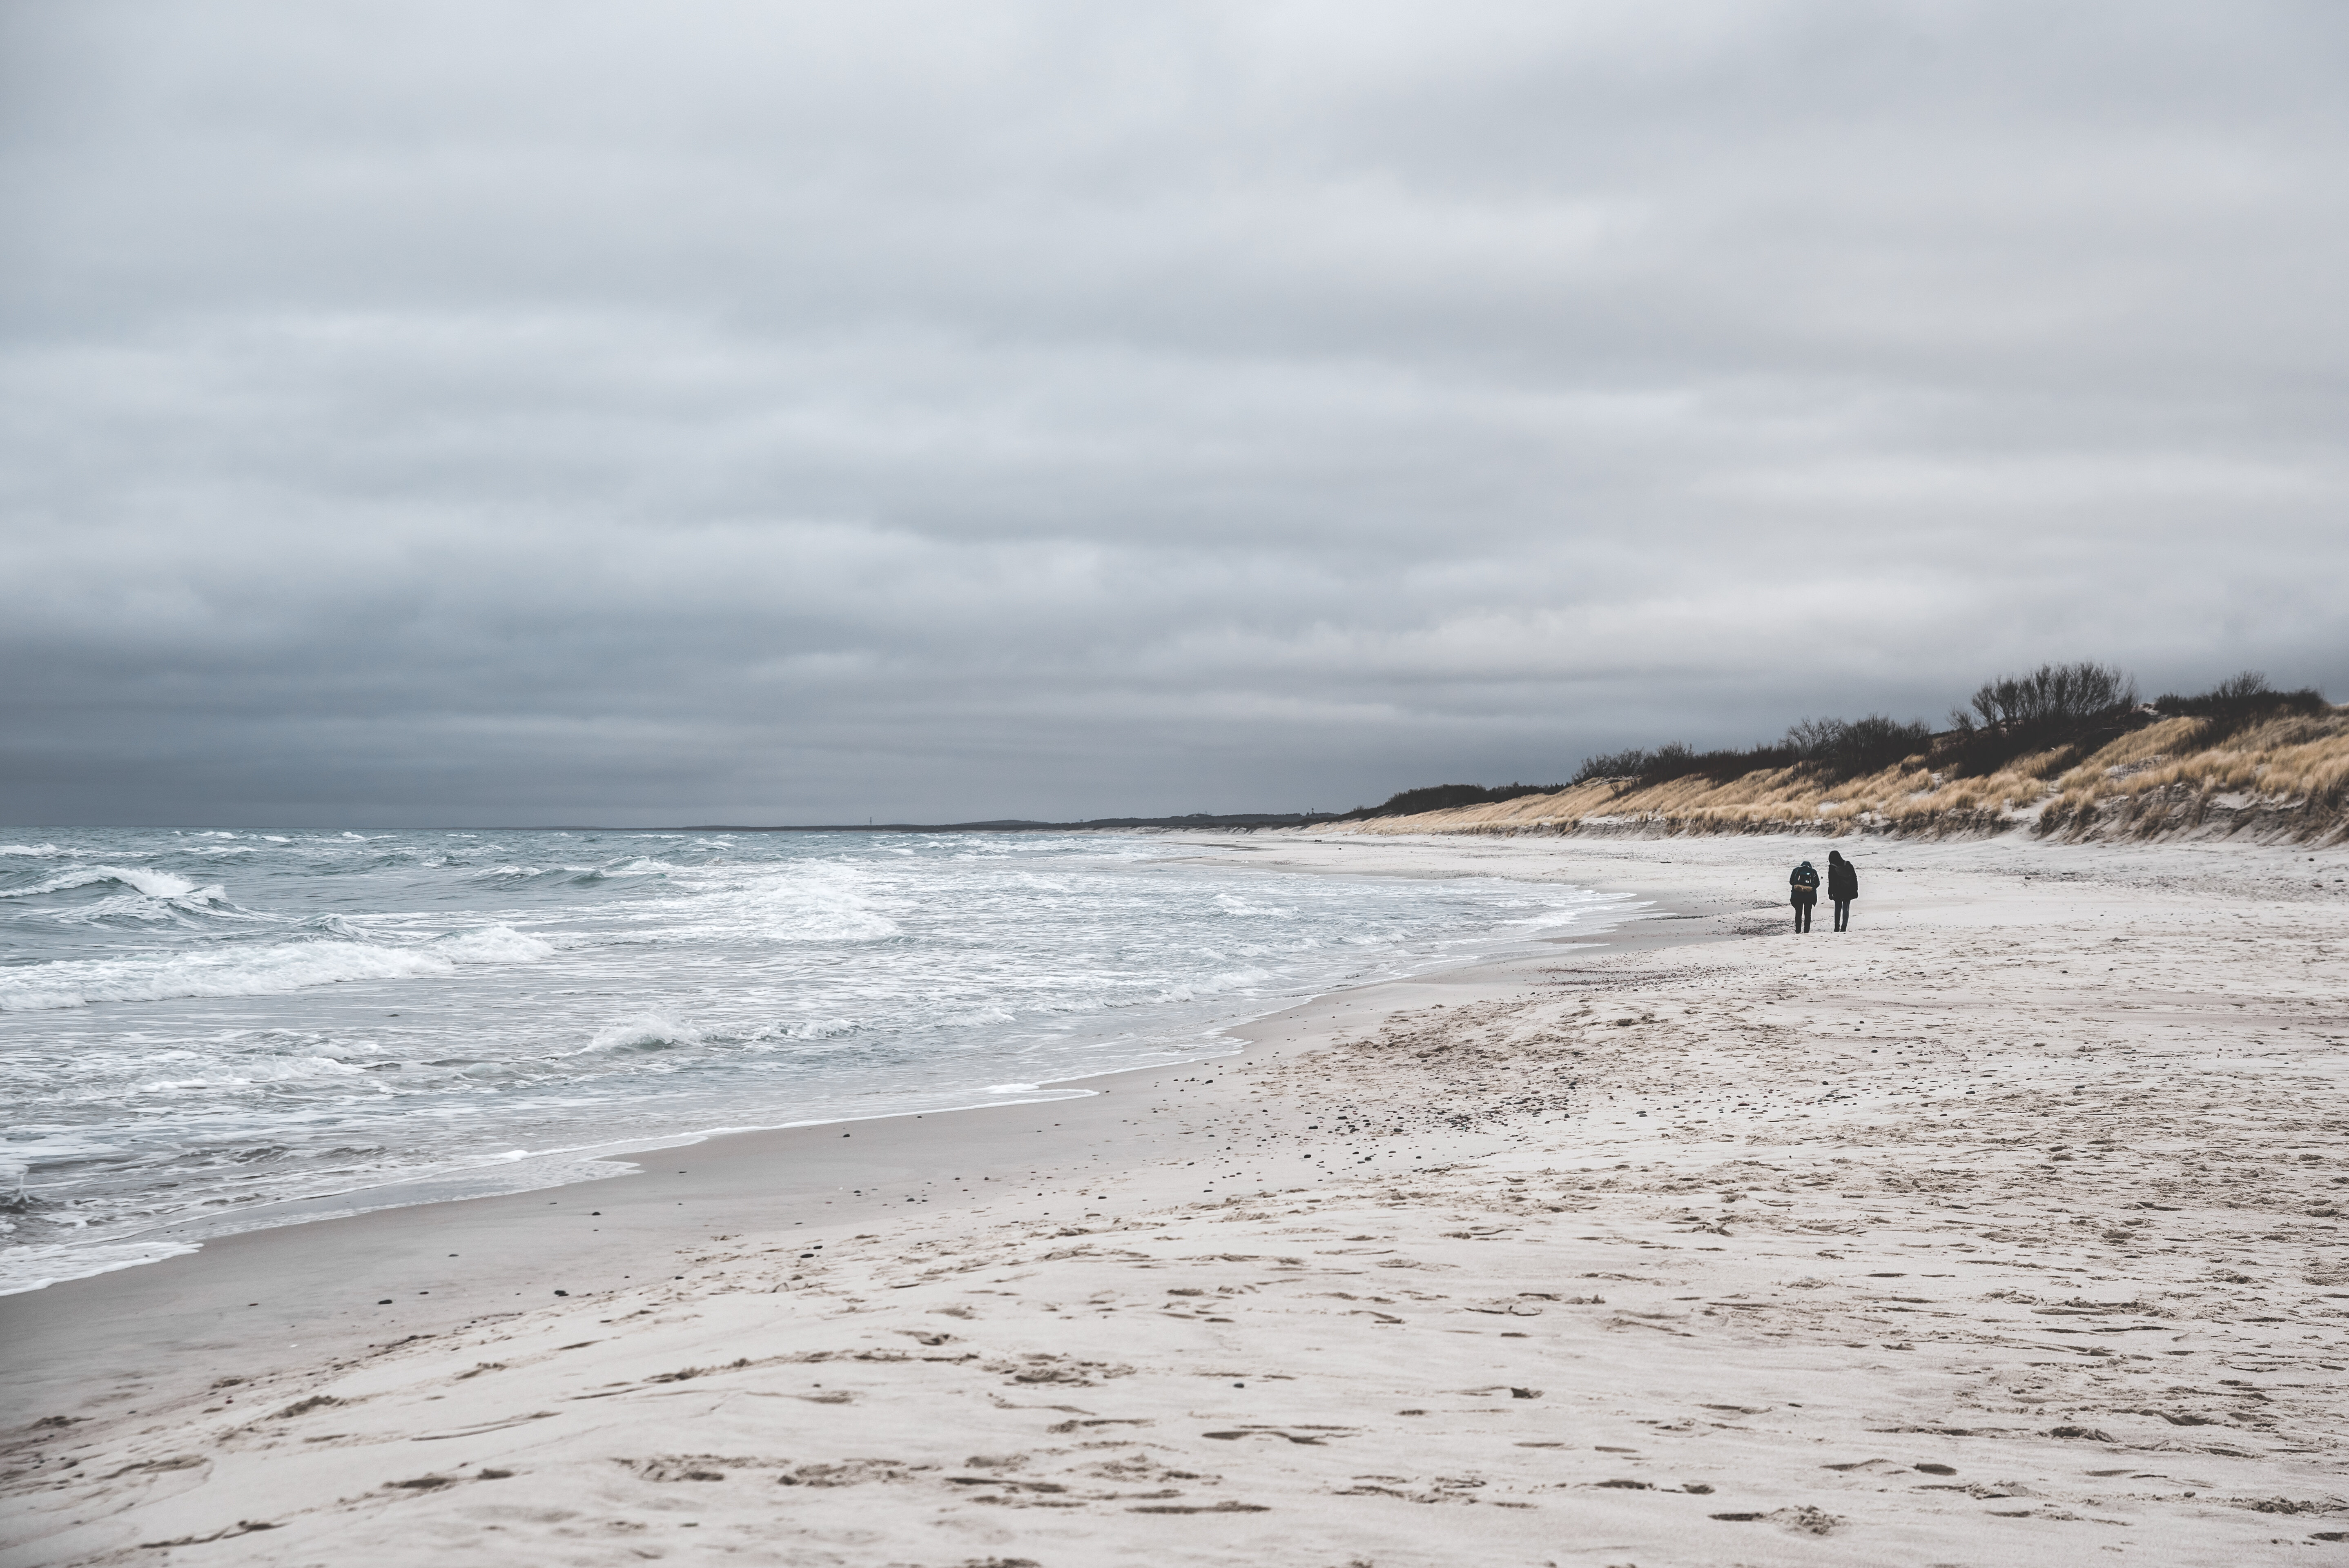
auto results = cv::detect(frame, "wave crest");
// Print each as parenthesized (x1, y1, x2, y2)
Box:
(0, 924, 557, 1011)
(433, 926, 558, 963)
(586, 1015, 704, 1054)
(2, 865, 202, 901)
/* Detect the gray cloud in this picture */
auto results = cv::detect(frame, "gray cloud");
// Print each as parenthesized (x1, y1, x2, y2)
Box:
(4, 0, 2345, 824)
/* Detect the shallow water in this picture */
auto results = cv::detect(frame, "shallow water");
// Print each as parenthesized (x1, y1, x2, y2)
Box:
(0, 828, 1634, 1290)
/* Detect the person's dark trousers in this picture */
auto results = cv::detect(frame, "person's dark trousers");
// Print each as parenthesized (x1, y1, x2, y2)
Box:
(1794, 902, 1812, 933)
(1832, 898, 1851, 931)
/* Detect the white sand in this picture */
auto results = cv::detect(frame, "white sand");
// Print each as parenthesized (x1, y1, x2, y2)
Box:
(4, 832, 2346, 1566)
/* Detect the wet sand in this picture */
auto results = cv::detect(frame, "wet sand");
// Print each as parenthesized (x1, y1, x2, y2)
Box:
(4, 833, 2345, 1566)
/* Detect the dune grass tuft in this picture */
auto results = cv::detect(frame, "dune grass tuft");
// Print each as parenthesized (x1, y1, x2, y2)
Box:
(1344, 668, 2345, 845)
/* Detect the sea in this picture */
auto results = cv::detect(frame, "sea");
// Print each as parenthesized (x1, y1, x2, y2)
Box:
(0, 828, 1637, 1292)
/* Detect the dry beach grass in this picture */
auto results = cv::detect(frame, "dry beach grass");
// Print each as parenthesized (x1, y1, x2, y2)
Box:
(3, 834, 2346, 1566)
(1344, 709, 2349, 843)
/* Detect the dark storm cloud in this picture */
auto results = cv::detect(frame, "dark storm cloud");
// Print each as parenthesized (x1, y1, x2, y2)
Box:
(4, 1, 2345, 824)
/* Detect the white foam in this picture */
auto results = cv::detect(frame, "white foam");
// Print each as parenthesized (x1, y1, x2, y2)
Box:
(0, 942, 454, 1011)
(434, 925, 558, 963)
(2, 865, 201, 901)
(1154, 965, 1275, 1003)
(718, 863, 903, 941)
(0, 843, 65, 857)
(587, 1015, 704, 1052)
(0, 1238, 200, 1298)
(0, 925, 557, 1012)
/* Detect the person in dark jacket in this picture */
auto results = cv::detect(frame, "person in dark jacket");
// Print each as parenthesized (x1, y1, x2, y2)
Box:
(1789, 859, 1819, 933)
(1827, 849, 1858, 931)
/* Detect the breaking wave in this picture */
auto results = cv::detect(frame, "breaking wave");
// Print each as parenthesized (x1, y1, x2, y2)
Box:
(2, 865, 206, 901)
(0, 924, 556, 1012)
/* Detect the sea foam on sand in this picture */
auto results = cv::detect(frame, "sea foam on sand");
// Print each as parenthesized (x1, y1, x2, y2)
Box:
(2, 834, 2345, 1566)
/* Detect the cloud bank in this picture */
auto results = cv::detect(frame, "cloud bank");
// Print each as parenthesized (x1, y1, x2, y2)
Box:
(5, 1, 2345, 824)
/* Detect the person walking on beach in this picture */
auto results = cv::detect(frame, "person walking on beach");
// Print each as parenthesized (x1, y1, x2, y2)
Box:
(1827, 849, 1858, 932)
(1789, 859, 1819, 933)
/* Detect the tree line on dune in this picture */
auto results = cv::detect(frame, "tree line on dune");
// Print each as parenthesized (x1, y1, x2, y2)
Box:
(1344, 664, 2331, 819)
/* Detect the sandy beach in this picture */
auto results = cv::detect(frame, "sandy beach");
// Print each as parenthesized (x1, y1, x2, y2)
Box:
(4, 831, 2346, 1566)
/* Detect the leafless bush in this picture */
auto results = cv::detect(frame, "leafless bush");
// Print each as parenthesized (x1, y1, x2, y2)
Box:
(1953, 661, 2137, 733)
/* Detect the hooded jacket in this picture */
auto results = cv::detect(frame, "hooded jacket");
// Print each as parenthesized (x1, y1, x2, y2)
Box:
(1827, 853, 1857, 901)
(1789, 861, 1819, 904)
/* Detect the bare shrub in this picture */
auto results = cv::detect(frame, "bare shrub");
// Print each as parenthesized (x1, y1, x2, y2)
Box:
(1960, 661, 2137, 732)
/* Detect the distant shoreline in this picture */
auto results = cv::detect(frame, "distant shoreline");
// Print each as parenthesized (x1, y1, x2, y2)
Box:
(673, 814, 1348, 833)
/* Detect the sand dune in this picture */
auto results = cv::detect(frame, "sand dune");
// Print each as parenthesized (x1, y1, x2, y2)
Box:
(4, 834, 2345, 1565)
(1332, 706, 2349, 842)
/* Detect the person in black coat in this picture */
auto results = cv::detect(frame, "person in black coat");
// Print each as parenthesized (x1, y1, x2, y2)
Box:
(1789, 859, 1819, 933)
(1827, 849, 1858, 931)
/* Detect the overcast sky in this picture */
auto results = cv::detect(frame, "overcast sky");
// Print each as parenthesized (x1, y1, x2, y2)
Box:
(4, 1, 2344, 826)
